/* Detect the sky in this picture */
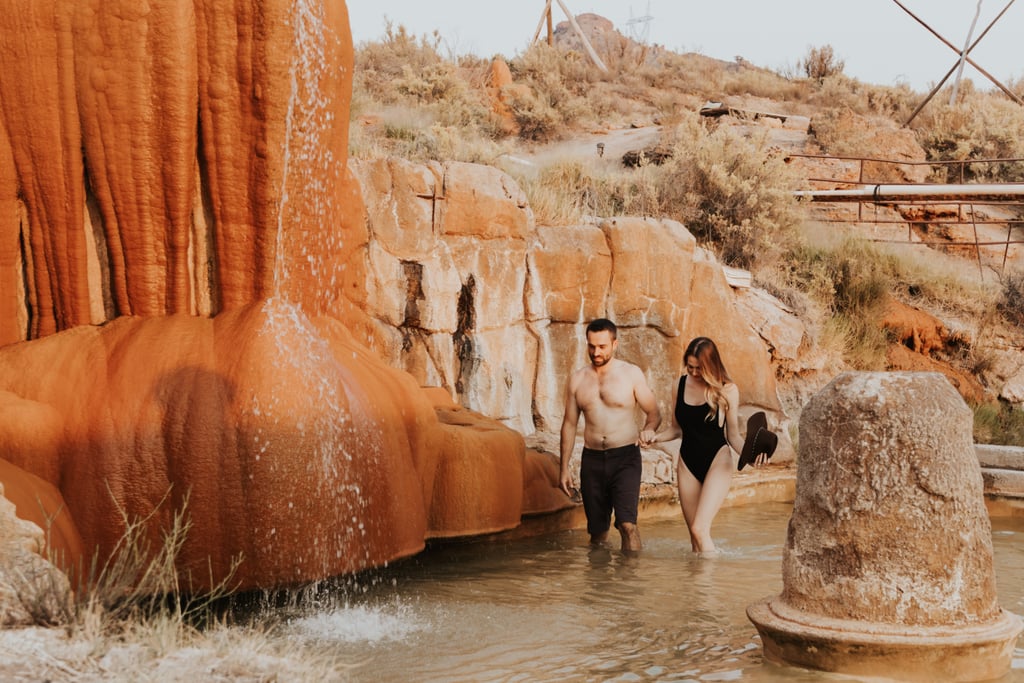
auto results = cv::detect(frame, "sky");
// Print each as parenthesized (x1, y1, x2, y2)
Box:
(347, 0, 1023, 93)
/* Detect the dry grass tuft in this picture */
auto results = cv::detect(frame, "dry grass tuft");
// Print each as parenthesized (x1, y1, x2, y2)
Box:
(0, 488, 356, 681)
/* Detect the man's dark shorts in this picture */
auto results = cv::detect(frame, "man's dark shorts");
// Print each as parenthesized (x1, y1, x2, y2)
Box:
(580, 444, 642, 537)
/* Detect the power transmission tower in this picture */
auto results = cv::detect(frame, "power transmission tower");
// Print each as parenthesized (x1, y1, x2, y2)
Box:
(626, 2, 654, 45)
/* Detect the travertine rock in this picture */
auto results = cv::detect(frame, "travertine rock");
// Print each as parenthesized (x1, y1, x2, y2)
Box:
(0, 0, 362, 336)
(0, 300, 547, 591)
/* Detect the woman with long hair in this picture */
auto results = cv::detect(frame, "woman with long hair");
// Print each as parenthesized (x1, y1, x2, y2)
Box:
(645, 337, 764, 553)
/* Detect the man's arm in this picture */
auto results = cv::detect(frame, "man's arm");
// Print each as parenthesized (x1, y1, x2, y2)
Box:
(634, 367, 661, 445)
(559, 373, 581, 497)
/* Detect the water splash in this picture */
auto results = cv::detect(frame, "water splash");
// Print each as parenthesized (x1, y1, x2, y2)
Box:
(288, 602, 426, 644)
(250, 296, 385, 576)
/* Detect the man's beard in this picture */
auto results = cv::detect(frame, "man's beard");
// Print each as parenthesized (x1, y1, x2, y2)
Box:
(590, 354, 609, 367)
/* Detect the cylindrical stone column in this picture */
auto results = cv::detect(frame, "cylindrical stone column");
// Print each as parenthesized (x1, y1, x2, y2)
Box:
(748, 372, 1022, 681)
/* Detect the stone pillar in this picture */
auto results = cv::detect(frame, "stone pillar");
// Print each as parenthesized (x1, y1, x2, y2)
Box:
(748, 372, 1022, 682)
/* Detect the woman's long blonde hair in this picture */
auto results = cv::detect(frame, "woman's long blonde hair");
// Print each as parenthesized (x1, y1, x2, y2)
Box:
(685, 337, 732, 423)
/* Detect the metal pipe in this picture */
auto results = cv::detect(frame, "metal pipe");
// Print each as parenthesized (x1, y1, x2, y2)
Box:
(795, 184, 1024, 202)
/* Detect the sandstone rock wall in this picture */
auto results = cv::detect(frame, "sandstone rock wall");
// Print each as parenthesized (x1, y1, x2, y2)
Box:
(349, 157, 800, 439)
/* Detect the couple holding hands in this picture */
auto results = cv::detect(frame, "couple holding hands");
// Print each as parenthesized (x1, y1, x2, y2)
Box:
(559, 319, 777, 554)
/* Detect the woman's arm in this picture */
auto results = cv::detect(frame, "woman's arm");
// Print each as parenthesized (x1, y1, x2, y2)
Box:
(647, 378, 682, 444)
(722, 383, 744, 455)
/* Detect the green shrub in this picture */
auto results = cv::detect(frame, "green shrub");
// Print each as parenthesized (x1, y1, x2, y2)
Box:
(510, 160, 663, 225)
(656, 117, 803, 269)
(355, 23, 446, 103)
(911, 91, 1024, 181)
(998, 269, 1024, 328)
(779, 239, 897, 369)
(503, 86, 564, 143)
(973, 401, 1024, 446)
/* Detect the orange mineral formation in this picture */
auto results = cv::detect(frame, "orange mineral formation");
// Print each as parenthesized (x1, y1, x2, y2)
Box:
(0, 0, 567, 591)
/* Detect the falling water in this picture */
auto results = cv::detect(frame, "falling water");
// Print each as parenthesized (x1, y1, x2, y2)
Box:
(252, 0, 381, 580)
(272, 0, 341, 297)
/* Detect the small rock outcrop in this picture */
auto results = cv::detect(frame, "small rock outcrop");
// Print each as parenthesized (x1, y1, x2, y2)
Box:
(485, 58, 528, 137)
(0, 470, 74, 627)
(748, 372, 1022, 681)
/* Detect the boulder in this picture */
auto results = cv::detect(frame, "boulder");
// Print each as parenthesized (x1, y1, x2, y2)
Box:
(0, 458, 82, 578)
(749, 371, 1022, 681)
(526, 223, 611, 324)
(0, 481, 72, 627)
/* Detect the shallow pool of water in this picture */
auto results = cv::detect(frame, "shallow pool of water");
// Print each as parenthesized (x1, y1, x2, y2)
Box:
(280, 503, 1024, 682)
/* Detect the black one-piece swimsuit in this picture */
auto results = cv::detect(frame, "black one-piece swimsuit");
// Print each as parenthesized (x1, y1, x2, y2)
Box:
(674, 376, 727, 484)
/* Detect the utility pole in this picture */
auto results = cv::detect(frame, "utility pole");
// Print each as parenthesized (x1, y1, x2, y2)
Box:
(531, 0, 609, 73)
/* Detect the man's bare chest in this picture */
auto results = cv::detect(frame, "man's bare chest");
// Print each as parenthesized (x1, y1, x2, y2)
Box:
(578, 375, 633, 410)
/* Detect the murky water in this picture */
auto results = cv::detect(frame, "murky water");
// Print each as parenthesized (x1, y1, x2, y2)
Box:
(278, 504, 1024, 682)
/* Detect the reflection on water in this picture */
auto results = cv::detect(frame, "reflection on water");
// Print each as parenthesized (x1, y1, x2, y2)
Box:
(280, 504, 1024, 682)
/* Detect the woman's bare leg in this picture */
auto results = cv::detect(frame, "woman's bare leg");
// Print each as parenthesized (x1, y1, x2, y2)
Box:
(676, 458, 702, 551)
(688, 447, 734, 554)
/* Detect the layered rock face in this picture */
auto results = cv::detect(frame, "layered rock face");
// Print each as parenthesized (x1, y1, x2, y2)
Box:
(348, 157, 795, 437)
(0, 0, 360, 341)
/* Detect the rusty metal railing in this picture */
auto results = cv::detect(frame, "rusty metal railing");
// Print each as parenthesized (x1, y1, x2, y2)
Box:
(785, 154, 1024, 276)
(786, 154, 1024, 186)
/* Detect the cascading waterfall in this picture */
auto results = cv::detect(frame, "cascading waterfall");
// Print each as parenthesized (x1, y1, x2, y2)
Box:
(254, 0, 382, 581)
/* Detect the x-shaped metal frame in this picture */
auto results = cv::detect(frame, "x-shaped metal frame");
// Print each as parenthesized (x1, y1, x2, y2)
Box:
(893, 0, 1022, 125)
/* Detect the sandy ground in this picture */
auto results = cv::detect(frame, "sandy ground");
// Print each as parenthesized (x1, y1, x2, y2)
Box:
(0, 624, 340, 682)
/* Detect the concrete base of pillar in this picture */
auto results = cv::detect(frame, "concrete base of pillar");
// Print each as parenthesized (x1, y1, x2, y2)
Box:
(747, 597, 1022, 682)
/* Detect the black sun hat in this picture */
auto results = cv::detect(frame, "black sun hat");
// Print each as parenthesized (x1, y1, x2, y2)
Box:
(738, 411, 778, 471)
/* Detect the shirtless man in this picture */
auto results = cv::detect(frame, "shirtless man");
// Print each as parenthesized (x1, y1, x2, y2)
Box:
(559, 318, 661, 551)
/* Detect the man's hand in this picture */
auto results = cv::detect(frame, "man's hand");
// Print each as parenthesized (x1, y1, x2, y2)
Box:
(559, 471, 574, 497)
(638, 429, 657, 447)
